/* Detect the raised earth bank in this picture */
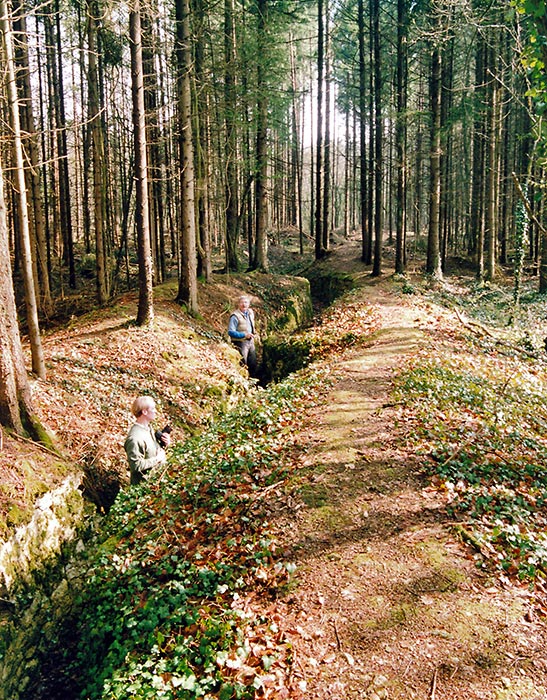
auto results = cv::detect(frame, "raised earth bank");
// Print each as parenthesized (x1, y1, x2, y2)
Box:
(0, 268, 319, 700)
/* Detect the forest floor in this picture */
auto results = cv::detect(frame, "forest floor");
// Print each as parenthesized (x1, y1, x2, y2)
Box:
(267, 238, 547, 700)
(6, 233, 547, 700)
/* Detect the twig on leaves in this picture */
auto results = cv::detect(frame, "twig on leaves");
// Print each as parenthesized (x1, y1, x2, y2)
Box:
(252, 479, 285, 499)
(430, 667, 438, 700)
(455, 307, 541, 361)
(331, 617, 342, 650)
(454, 307, 497, 338)
(10, 431, 62, 458)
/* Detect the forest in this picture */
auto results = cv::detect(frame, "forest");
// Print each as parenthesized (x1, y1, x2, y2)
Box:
(3, 0, 547, 698)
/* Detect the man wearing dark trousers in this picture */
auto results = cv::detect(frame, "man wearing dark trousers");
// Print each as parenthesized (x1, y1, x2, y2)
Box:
(228, 295, 257, 376)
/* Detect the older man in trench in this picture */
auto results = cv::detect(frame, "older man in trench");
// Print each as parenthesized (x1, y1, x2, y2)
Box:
(228, 295, 258, 376)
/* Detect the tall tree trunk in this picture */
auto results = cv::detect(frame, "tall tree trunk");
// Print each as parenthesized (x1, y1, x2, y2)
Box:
(395, 0, 408, 273)
(175, 0, 198, 314)
(12, 0, 53, 317)
(193, 0, 212, 281)
(321, 0, 331, 252)
(470, 35, 486, 280)
(343, 78, 351, 239)
(43, 7, 60, 269)
(426, 40, 443, 279)
(289, 35, 304, 253)
(130, 2, 154, 327)
(358, 0, 369, 262)
(54, 0, 76, 289)
(371, 0, 382, 277)
(224, 0, 239, 271)
(0, 159, 41, 436)
(142, 2, 166, 284)
(87, 0, 109, 304)
(440, 27, 454, 265)
(0, 0, 46, 379)
(485, 30, 499, 282)
(253, 0, 269, 271)
(315, 0, 325, 259)
(77, 2, 91, 254)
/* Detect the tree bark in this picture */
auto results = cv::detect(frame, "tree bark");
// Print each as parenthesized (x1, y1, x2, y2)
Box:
(224, 0, 239, 271)
(0, 156, 40, 435)
(12, 0, 53, 316)
(87, 0, 110, 305)
(193, 0, 212, 281)
(253, 0, 269, 271)
(0, 0, 46, 379)
(54, 0, 76, 289)
(175, 0, 199, 314)
(315, 0, 324, 259)
(426, 40, 443, 280)
(371, 0, 383, 277)
(130, 1, 154, 327)
(358, 0, 369, 263)
(321, 0, 331, 253)
(395, 0, 408, 274)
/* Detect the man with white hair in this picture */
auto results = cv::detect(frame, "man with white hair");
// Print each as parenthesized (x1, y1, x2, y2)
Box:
(124, 396, 171, 485)
(228, 295, 257, 376)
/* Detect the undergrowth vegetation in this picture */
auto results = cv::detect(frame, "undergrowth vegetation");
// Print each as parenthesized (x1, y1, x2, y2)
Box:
(59, 370, 326, 700)
(395, 344, 547, 582)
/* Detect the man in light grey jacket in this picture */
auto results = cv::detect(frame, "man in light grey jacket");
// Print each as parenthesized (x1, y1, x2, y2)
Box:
(124, 396, 170, 485)
(228, 295, 257, 375)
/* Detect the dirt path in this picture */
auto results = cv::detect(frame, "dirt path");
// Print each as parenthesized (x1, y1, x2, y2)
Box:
(274, 263, 547, 700)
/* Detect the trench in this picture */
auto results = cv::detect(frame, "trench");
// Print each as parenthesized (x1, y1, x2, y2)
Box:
(0, 269, 353, 700)
(261, 267, 356, 382)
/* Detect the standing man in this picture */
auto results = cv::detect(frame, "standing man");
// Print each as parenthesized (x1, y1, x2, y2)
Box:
(228, 294, 257, 376)
(124, 396, 171, 485)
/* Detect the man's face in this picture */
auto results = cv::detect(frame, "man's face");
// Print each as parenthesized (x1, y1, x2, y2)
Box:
(238, 298, 250, 312)
(143, 401, 157, 420)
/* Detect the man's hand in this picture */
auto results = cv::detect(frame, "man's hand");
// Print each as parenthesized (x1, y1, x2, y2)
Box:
(159, 431, 171, 447)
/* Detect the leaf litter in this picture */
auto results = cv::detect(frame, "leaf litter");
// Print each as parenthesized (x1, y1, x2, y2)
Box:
(9, 237, 547, 700)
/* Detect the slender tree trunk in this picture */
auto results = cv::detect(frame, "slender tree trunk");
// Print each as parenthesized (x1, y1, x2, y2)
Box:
(130, 2, 154, 327)
(142, 2, 166, 284)
(322, 0, 331, 252)
(253, 0, 269, 271)
(367, 0, 374, 265)
(224, 0, 239, 271)
(358, 0, 369, 263)
(0, 159, 42, 436)
(371, 0, 382, 277)
(426, 41, 443, 279)
(470, 36, 486, 280)
(440, 30, 454, 265)
(343, 80, 350, 238)
(315, 0, 325, 259)
(485, 31, 499, 282)
(54, 0, 76, 289)
(12, 0, 53, 316)
(395, 0, 408, 274)
(77, 3, 91, 254)
(175, 0, 198, 314)
(193, 0, 212, 281)
(0, 0, 46, 379)
(289, 35, 304, 253)
(87, 0, 109, 304)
